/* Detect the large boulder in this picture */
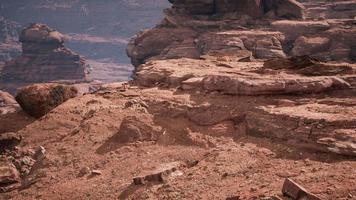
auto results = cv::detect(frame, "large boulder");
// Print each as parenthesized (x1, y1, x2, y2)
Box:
(15, 83, 78, 118)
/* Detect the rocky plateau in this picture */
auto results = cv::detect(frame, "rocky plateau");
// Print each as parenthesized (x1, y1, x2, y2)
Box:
(0, 0, 356, 200)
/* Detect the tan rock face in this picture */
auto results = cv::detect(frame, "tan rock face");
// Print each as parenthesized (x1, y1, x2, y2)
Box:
(0, 90, 19, 114)
(0, 23, 89, 94)
(128, 0, 356, 67)
(15, 83, 78, 118)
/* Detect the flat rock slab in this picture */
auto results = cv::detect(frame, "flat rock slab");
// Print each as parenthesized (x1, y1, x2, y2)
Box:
(282, 178, 321, 200)
(246, 101, 356, 156)
(133, 162, 184, 185)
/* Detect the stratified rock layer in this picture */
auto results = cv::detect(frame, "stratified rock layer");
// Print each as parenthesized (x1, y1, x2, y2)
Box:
(0, 24, 89, 94)
(127, 0, 356, 67)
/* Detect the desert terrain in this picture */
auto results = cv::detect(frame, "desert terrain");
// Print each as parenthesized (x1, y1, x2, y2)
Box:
(0, 0, 356, 199)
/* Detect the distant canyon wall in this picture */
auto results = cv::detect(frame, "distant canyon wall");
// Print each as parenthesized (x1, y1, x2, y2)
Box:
(0, 0, 169, 63)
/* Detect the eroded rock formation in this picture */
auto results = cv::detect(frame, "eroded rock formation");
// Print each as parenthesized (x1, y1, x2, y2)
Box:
(1, 0, 356, 199)
(127, 0, 356, 67)
(0, 24, 89, 94)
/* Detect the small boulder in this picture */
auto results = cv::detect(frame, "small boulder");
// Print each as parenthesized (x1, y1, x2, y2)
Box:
(282, 178, 321, 200)
(15, 83, 78, 118)
(133, 162, 184, 185)
(0, 165, 20, 192)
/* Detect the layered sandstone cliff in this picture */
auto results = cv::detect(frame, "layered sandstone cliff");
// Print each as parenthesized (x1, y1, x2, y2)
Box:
(0, 24, 89, 94)
(127, 0, 356, 67)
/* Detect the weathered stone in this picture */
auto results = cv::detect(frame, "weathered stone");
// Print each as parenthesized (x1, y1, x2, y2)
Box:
(271, 20, 330, 41)
(291, 36, 330, 58)
(133, 162, 183, 185)
(202, 75, 350, 95)
(263, 56, 356, 76)
(0, 90, 19, 114)
(282, 178, 321, 200)
(112, 115, 162, 144)
(270, 0, 305, 19)
(245, 103, 356, 156)
(127, 28, 198, 67)
(127, 0, 308, 66)
(91, 170, 102, 176)
(15, 83, 78, 118)
(0, 165, 20, 192)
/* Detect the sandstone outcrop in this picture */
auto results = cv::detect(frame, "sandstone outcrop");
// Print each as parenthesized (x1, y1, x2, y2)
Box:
(0, 24, 89, 94)
(15, 83, 78, 118)
(128, 0, 356, 67)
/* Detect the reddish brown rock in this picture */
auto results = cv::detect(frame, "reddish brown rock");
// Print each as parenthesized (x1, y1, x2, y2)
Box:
(282, 178, 321, 200)
(127, 27, 198, 66)
(15, 83, 78, 118)
(0, 164, 20, 193)
(291, 36, 330, 58)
